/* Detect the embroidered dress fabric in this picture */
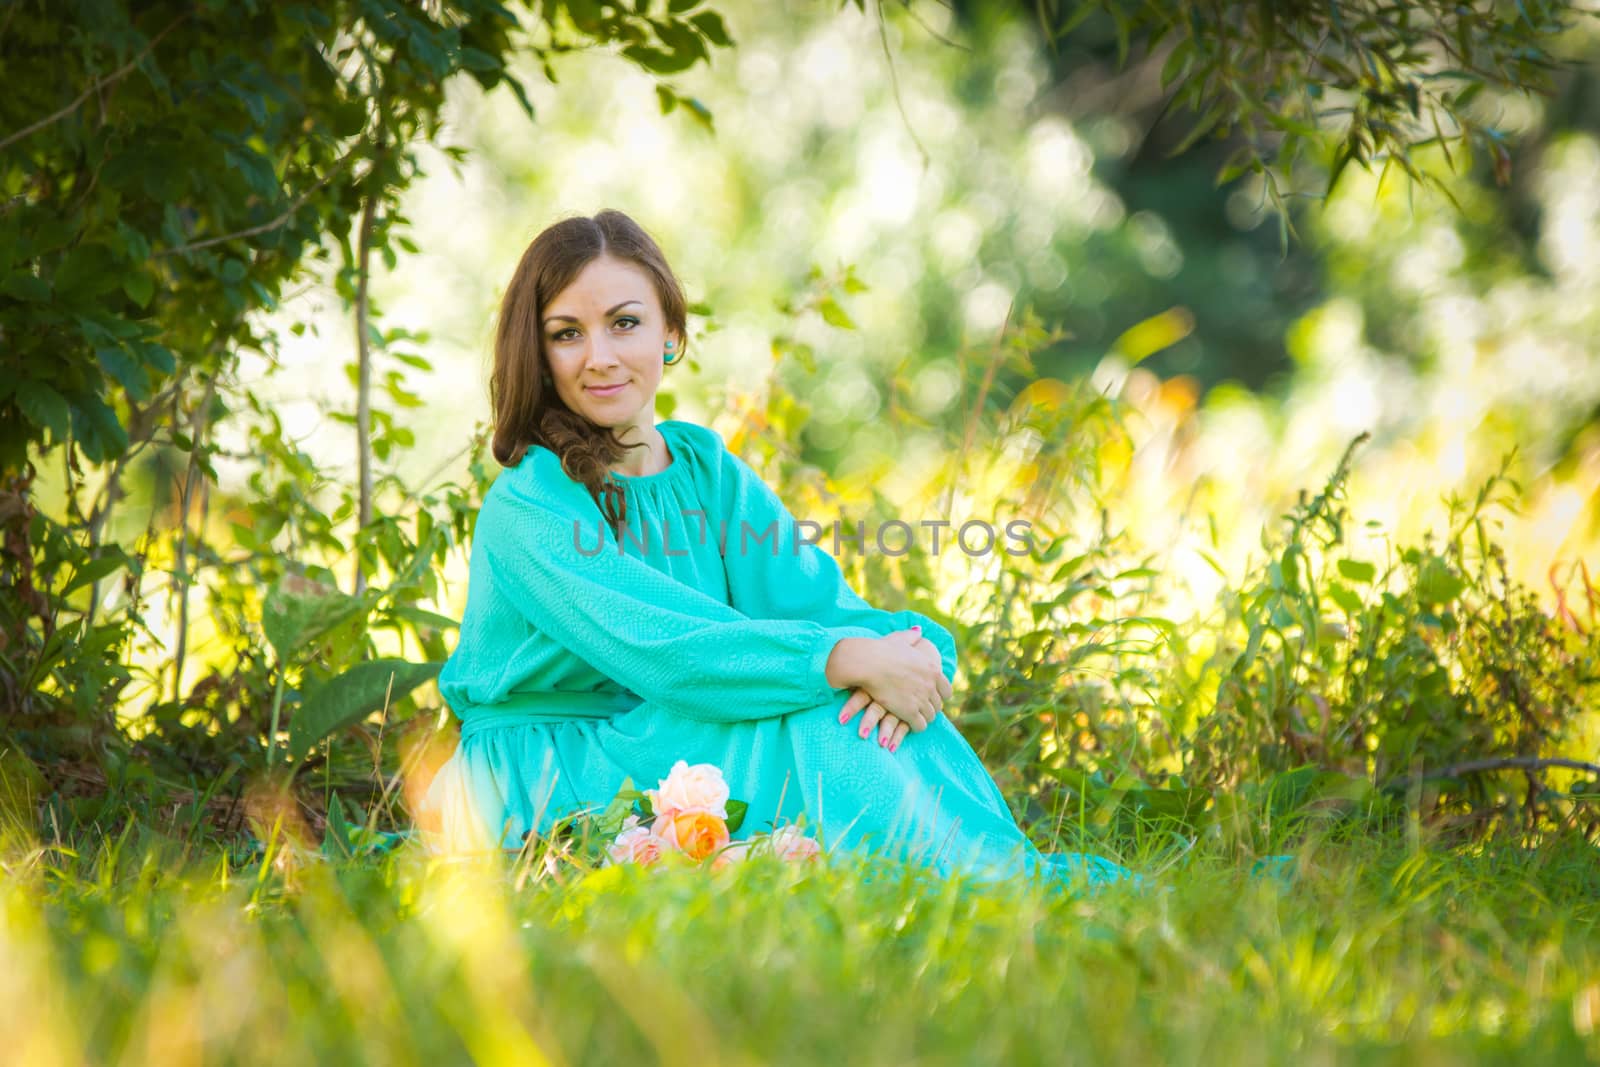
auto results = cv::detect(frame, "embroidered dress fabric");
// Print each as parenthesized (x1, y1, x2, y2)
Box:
(420, 419, 1132, 887)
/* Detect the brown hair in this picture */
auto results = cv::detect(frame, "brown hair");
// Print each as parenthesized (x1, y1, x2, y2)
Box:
(491, 209, 688, 535)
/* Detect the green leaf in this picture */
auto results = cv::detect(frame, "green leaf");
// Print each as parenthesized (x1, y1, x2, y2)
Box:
(818, 296, 855, 330)
(725, 798, 748, 833)
(62, 551, 131, 595)
(1112, 566, 1160, 581)
(1215, 144, 1257, 186)
(54, 243, 120, 299)
(1, 272, 49, 301)
(16, 381, 70, 440)
(1159, 38, 1192, 89)
(137, 342, 176, 375)
(68, 392, 128, 462)
(261, 577, 368, 664)
(595, 778, 641, 838)
(321, 794, 355, 861)
(1111, 8, 1130, 68)
(1328, 583, 1364, 616)
(287, 658, 443, 763)
(1123, 615, 1178, 637)
(1417, 557, 1467, 606)
(122, 271, 155, 308)
(622, 42, 698, 75)
(459, 46, 500, 72)
(97, 345, 151, 401)
(661, 17, 708, 61)
(680, 95, 715, 133)
(689, 10, 732, 48)
(1337, 558, 1376, 584)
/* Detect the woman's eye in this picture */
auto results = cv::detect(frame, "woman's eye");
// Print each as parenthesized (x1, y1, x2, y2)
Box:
(551, 328, 578, 342)
(614, 316, 639, 330)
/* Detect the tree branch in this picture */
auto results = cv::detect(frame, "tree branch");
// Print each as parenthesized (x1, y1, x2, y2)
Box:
(0, 14, 188, 153)
(152, 150, 358, 259)
(171, 375, 218, 702)
(353, 144, 384, 596)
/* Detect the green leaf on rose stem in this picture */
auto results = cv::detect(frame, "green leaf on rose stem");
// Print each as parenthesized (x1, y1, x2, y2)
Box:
(725, 799, 747, 833)
(597, 779, 638, 836)
(637, 795, 655, 819)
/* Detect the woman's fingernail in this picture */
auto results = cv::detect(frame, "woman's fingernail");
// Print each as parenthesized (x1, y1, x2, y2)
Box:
(910, 625, 921, 633)
(890, 740, 899, 753)
(839, 710, 851, 724)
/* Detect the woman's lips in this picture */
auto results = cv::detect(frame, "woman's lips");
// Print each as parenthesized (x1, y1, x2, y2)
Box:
(586, 381, 628, 396)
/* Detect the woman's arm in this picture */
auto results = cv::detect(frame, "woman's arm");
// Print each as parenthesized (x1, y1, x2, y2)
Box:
(714, 442, 960, 688)
(471, 472, 883, 724)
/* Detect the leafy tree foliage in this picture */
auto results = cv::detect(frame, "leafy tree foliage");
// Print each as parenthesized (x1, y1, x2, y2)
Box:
(1, 0, 732, 778)
(946, 0, 1591, 220)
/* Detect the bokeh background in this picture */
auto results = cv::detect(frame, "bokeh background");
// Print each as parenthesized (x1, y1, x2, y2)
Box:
(228, 0, 1599, 642)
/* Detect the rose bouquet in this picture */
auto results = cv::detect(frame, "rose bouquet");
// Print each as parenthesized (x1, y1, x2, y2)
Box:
(595, 760, 821, 870)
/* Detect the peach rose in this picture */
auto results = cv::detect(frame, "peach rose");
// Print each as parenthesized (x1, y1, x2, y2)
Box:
(646, 760, 730, 819)
(768, 825, 821, 862)
(606, 819, 669, 867)
(654, 808, 731, 862)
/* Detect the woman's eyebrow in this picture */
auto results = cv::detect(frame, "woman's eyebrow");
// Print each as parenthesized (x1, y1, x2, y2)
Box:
(542, 300, 643, 326)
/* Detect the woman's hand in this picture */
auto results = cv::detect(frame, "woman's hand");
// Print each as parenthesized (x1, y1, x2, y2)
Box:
(837, 687, 919, 752)
(835, 626, 952, 749)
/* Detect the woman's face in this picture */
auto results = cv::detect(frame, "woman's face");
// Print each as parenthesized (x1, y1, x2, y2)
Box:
(540, 254, 679, 437)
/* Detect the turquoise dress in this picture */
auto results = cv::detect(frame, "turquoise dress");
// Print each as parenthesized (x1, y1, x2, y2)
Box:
(422, 419, 1133, 887)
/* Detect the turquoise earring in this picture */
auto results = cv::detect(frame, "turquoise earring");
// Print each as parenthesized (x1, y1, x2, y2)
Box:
(663, 340, 681, 365)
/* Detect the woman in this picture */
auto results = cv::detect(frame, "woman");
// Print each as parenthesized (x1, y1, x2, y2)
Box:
(421, 209, 1133, 887)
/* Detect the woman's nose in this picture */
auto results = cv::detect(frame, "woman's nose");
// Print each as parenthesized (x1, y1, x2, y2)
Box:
(583, 335, 621, 368)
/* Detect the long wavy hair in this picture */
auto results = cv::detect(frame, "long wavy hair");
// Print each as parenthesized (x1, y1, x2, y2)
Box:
(491, 210, 688, 536)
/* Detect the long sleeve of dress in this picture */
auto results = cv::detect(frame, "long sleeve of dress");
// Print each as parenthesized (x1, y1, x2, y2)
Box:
(714, 444, 960, 687)
(469, 469, 883, 724)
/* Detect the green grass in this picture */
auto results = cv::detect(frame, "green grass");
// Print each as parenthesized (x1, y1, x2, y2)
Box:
(5, 820, 1600, 1066)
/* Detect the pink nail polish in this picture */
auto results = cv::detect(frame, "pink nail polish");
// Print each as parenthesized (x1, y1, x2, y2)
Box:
(839, 711, 850, 724)
(890, 740, 899, 753)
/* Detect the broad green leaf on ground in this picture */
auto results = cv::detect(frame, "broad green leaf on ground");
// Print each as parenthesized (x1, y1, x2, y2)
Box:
(286, 658, 442, 762)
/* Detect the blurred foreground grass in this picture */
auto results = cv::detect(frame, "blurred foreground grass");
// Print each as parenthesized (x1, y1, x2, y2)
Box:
(4, 817, 1600, 1066)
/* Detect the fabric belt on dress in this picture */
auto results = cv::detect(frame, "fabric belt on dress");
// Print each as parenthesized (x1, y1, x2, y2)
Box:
(456, 688, 642, 740)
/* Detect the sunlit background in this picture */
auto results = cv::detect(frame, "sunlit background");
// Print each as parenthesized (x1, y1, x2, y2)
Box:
(136, 0, 1600, 712)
